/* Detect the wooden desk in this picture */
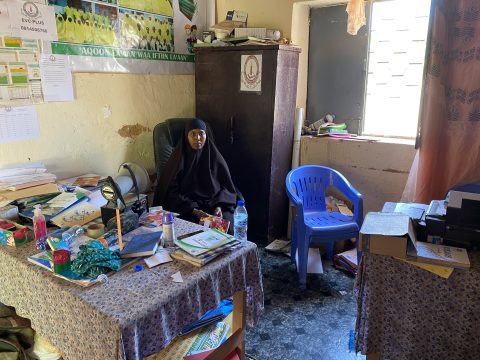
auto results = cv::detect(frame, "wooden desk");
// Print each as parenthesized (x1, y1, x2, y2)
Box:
(0, 219, 264, 360)
(354, 204, 480, 360)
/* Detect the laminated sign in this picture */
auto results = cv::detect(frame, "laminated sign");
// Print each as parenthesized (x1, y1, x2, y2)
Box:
(8, 1, 58, 41)
(240, 54, 262, 92)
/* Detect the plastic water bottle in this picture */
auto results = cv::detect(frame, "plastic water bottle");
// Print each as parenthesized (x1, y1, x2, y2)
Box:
(234, 200, 248, 245)
(162, 212, 176, 247)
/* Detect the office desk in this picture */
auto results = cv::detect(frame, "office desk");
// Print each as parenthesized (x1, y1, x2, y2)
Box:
(0, 219, 264, 360)
(354, 203, 480, 360)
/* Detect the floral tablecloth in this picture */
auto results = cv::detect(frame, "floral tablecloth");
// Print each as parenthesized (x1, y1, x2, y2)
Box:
(0, 218, 264, 360)
(355, 251, 480, 360)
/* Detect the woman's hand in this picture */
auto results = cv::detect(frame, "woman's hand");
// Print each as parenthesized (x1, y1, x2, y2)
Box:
(192, 208, 209, 219)
(213, 207, 223, 218)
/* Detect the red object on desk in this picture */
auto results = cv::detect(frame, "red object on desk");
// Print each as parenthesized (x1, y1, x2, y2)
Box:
(199, 215, 230, 233)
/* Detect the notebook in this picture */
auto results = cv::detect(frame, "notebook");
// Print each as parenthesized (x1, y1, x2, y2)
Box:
(120, 231, 163, 258)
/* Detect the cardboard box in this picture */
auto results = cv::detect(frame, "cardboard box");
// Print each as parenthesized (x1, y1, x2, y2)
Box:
(210, 10, 247, 38)
(360, 212, 416, 259)
(360, 212, 470, 268)
(0, 219, 33, 247)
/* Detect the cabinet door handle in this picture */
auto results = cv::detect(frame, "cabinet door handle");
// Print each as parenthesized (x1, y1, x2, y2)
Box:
(230, 116, 235, 145)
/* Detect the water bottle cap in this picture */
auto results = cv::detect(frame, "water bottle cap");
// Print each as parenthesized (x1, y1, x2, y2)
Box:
(162, 212, 174, 224)
(237, 200, 244, 207)
(134, 264, 143, 272)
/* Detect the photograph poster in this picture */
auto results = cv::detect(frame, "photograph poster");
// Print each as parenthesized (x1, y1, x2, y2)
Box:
(46, 0, 208, 74)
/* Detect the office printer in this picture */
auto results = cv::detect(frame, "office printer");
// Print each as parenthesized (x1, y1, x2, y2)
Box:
(444, 183, 480, 250)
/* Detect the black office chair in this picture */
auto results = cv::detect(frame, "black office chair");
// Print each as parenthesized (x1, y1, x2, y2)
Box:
(152, 118, 243, 199)
(153, 118, 196, 180)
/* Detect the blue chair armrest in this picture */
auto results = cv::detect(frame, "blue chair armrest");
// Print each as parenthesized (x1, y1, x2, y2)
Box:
(285, 179, 305, 224)
(331, 171, 364, 227)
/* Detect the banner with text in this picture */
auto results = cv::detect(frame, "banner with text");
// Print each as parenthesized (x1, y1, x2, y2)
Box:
(45, 0, 207, 74)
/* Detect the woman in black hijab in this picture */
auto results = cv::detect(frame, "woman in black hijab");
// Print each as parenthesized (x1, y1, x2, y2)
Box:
(153, 119, 237, 229)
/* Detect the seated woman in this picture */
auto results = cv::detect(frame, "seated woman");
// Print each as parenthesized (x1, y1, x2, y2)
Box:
(153, 119, 237, 231)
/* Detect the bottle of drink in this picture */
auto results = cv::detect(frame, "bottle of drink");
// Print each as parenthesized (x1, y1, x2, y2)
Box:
(162, 212, 176, 247)
(33, 204, 47, 250)
(234, 200, 248, 244)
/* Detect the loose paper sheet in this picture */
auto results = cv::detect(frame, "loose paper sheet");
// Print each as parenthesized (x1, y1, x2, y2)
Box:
(39, 54, 73, 101)
(396, 257, 454, 279)
(360, 212, 410, 236)
(295, 248, 324, 274)
(171, 271, 183, 283)
(0, 105, 39, 144)
(145, 251, 173, 268)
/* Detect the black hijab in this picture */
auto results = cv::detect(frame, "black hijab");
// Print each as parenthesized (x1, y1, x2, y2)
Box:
(153, 119, 237, 215)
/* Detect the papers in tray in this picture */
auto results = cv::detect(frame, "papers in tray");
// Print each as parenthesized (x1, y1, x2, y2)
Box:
(175, 229, 235, 257)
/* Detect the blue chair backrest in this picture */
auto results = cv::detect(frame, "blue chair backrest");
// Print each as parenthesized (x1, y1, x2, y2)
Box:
(287, 166, 331, 212)
(286, 165, 358, 213)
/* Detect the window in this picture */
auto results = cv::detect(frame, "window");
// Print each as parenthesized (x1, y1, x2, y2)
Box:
(362, 0, 431, 138)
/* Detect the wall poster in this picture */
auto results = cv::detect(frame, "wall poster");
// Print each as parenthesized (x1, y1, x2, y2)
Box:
(45, 0, 208, 74)
(0, 35, 44, 105)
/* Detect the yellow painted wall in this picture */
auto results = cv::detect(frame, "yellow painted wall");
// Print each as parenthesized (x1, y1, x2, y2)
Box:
(0, 73, 195, 178)
(216, 0, 298, 39)
(300, 137, 416, 213)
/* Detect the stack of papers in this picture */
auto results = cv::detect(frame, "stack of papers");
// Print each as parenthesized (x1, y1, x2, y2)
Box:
(172, 229, 239, 267)
(0, 163, 56, 192)
(333, 248, 358, 275)
(0, 163, 59, 207)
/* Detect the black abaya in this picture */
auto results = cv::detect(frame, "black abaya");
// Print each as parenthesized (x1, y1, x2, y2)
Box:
(153, 120, 237, 223)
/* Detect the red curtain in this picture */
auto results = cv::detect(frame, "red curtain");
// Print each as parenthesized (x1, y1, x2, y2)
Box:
(404, 0, 480, 203)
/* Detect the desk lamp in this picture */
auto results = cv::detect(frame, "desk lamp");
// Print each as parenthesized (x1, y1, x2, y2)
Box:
(100, 162, 150, 225)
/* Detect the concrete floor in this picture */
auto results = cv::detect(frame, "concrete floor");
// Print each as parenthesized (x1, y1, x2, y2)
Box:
(245, 248, 366, 360)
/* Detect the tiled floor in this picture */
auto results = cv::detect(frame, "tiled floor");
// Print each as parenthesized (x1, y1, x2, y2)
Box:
(245, 248, 366, 360)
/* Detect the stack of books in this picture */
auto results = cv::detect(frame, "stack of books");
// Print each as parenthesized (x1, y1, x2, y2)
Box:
(333, 248, 358, 275)
(317, 122, 355, 138)
(172, 229, 239, 267)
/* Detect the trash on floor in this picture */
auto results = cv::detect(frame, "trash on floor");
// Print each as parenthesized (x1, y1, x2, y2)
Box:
(295, 248, 324, 274)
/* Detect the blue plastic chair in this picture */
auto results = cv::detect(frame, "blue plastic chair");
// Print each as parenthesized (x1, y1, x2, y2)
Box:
(286, 165, 363, 289)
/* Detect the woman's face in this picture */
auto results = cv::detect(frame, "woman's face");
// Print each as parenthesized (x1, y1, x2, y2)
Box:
(187, 129, 206, 150)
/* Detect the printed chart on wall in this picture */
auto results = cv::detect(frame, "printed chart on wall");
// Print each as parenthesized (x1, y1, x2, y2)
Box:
(45, 0, 208, 74)
(0, 35, 44, 105)
(0, 0, 73, 106)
